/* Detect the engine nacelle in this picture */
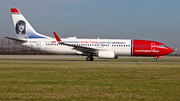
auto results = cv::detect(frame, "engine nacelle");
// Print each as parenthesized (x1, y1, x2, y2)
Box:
(98, 51, 117, 59)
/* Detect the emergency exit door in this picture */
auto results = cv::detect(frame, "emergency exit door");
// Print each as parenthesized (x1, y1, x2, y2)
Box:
(37, 41, 41, 49)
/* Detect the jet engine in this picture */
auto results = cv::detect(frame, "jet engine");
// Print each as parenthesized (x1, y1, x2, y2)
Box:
(98, 51, 117, 59)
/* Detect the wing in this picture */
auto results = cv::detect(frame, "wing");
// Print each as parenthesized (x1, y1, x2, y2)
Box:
(53, 32, 98, 53)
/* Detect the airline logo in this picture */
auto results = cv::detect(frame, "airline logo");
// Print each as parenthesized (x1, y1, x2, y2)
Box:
(135, 50, 160, 53)
(11, 8, 50, 39)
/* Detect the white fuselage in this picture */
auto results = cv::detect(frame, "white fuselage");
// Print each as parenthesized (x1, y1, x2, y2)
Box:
(20, 38, 132, 56)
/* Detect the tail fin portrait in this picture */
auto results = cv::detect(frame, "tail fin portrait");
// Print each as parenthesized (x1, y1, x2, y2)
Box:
(11, 8, 51, 39)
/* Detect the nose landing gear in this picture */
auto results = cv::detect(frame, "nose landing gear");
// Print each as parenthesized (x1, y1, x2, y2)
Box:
(154, 56, 163, 62)
(86, 56, 94, 61)
(154, 58, 157, 62)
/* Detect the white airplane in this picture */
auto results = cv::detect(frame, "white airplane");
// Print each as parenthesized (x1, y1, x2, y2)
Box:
(5, 8, 173, 61)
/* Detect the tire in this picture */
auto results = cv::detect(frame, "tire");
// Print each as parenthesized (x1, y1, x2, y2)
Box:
(86, 56, 90, 61)
(90, 56, 94, 61)
(86, 56, 94, 61)
(154, 58, 157, 62)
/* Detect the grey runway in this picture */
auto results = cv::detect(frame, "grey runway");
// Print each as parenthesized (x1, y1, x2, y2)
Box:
(0, 59, 180, 64)
(0, 55, 180, 63)
(1, 55, 179, 59)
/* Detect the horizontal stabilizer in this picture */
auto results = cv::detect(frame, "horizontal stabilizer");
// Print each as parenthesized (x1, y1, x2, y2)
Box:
(4, 37, 27, 42)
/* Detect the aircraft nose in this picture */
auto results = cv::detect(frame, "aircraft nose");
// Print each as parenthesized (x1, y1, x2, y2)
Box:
(167, 47, 173, 54)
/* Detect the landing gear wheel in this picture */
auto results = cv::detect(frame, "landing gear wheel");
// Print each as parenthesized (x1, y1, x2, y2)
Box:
(90, 56, 94, 61)
(86, 56, 94, 61)
(154, 58, 157, 62)
(86, 56, 90, 61)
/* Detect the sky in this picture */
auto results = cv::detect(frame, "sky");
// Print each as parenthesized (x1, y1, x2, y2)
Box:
(0, 0, 180, 48)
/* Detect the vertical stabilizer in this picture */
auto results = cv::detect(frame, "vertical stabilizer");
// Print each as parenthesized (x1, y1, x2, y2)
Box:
(11, 8, 51, 39)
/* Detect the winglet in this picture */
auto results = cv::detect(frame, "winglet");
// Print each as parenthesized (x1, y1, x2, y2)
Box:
(53, 32, 62, 43)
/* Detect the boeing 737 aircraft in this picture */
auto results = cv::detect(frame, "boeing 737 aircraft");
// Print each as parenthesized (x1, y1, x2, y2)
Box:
(5, 8, 173, 61)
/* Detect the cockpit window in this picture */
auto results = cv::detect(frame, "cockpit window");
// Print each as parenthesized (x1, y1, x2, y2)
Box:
(160, 45, 166, 47)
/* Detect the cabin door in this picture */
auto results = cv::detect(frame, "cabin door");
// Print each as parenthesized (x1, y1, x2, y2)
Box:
(37, 41, 41, 49)
(151, 43, 155, 51)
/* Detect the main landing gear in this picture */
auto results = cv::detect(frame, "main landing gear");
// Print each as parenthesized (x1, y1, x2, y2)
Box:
(86, 56, 94, 61)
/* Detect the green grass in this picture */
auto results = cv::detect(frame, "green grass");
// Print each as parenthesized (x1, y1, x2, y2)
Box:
(0, 61, 180, 100)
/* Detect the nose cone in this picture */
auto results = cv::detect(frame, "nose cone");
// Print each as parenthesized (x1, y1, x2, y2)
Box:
(167, 47, 173, 54)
